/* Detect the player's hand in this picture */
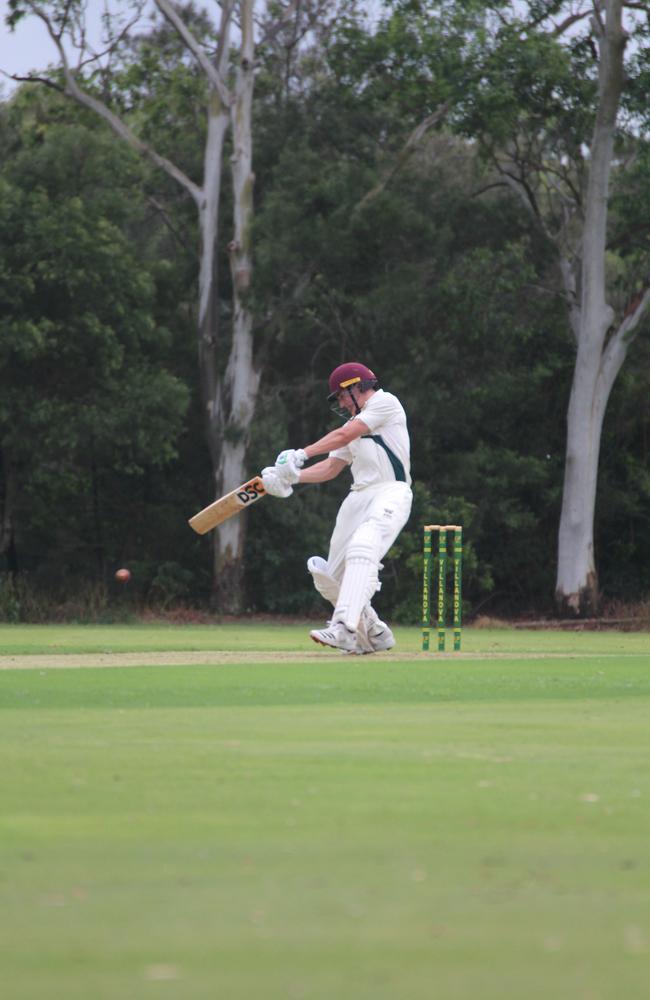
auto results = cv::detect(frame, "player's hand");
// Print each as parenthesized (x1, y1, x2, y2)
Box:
(274, 448, 307, 484)
(261, 467, 294, 498)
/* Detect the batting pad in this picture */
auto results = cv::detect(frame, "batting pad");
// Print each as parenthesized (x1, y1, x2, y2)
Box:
(361, 604, 382, 631)
(332, 520, 384, 630)
(307, 556, 340, 604)
(333, 558, 379, 631)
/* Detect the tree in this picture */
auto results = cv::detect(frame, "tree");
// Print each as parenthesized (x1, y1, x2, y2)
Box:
(469, 1, 650, 615)
(375, 0, 650, 615)
(0, 87, 189, 583)
(4, 0, 331, 611)
(552, 1, 650, 615)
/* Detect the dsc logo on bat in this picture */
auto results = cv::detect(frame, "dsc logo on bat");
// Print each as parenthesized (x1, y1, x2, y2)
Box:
(236, 480, 265, 504)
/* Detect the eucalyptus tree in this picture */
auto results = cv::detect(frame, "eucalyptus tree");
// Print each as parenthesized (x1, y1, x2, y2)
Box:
(470, 1, 650, 615)
(4, 0, 334, 611)
(377, 0, 650, 615)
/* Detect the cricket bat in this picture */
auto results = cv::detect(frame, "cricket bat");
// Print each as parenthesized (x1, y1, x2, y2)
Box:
(188, 475, 266, 535)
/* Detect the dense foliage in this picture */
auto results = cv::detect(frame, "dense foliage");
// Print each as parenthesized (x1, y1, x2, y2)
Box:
(1, 2, 650, 622)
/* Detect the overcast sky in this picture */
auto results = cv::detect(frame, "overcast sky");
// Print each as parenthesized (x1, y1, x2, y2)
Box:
(1, 1, 619, 99)
(0, 0, 102, 92)
(1, 0, 59, 86)
(0, 0, 159, 94)
(0, 0, 386, 95)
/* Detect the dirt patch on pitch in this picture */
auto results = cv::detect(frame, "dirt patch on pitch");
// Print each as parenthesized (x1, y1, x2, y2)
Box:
(0, 649, 643, 670)
(0, 650, 330, 670)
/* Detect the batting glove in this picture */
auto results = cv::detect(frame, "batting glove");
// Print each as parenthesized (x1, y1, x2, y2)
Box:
(274, 448, 307, 485)
(261, 467, 294, 498)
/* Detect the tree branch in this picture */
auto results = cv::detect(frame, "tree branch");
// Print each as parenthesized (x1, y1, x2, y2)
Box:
(354, 104, 449, 213)
(256, 0, 299, 50)
(619, 283, 650, 339)
(591, 0, 606, 38)
(499, 167, 542, 222)
(215, 0, 235, 69)
(5, 71, 64, 92)
(600, 282, 650, 397)
(470, 180, 510, 198)
(22, 1, 202, 206)
(552, 11, 592, 37)
(147, 196, 193, 252)
(526, 155, 584, 212)
(153, 0, 232, 107)
(75, 8, 145, 75)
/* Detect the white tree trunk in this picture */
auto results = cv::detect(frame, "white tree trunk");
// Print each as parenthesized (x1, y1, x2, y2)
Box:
(198, 103, 230, 429)
(211, 0, 260, 611)
(555, 0, 627, 615)
(556, 286, 650, 614)
(556, 328, 613, 615)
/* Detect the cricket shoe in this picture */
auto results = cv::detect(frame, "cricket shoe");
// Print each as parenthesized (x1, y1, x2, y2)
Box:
(343, 620, 396, 656)
(359, 608, 396, 653)
(309, 621, 358, 652)
(366, 621, 396, 652)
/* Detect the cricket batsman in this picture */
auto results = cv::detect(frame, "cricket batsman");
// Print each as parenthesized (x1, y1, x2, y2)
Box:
(262, 362, 412, 654)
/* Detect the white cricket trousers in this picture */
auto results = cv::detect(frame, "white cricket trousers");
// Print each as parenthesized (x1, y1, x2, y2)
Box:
(326, 481, 413, 582)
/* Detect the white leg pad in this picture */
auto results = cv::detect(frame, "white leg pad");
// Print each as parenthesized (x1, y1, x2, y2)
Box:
(362, 605, 381, 630)
(307, 556, 340, 606)
(333, 559, 378, 631)
(332, 521, 383, 631)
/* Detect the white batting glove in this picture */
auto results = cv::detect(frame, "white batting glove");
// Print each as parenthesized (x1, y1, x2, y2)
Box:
(274, 448, 307, 484)
(261, 467, 294, 498)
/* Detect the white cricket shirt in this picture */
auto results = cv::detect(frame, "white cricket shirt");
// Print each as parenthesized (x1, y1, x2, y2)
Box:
(330, 389, 412, 489)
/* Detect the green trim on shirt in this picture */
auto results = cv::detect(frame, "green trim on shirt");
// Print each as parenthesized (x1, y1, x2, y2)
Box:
(361, 434, 406, 482)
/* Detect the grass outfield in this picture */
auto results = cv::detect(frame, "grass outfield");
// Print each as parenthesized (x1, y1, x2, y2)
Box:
(1, 625, 650, 999)
(1, 620, 650, 655)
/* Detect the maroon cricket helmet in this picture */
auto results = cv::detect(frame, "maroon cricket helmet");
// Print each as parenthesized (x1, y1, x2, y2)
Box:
(327, 362, 379, 402)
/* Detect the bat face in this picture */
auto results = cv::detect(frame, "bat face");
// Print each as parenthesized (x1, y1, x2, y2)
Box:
(188, 476, 266, 534)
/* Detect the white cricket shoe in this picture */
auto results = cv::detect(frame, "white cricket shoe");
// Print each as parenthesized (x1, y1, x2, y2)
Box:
(310, 621, 358, 652)
(346, 619, 396, 655)
(358, 608, 396, 653)
(366, 621, 396, 652)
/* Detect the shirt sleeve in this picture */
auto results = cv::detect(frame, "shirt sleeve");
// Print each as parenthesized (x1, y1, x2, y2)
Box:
(329, 444, 353, 464)
(355, 393, 398, 434)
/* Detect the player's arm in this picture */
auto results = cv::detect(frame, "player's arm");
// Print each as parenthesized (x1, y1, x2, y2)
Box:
(303, 418, 370, 459)
(299, 457, 348, 484)
(273, 419, 368, 485)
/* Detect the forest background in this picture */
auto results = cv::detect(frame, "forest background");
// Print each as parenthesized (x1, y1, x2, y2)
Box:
(1, 0, 650, 625)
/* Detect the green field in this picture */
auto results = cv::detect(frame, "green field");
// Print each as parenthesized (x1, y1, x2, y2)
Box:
(1, 624, 649, 999)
